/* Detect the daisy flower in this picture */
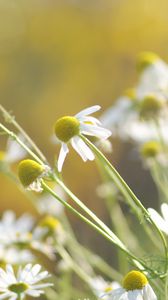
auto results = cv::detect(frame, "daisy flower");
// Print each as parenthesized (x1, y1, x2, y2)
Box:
(54, 105, 111, 172)
(89, 276, 120, 298)
(101, 270, 157, 300)
(0, 264, 52, 299)
(148, 203, 168, 235)
(0, 245, 34, 265)
(0, 211, 34, 247)
(18, 159, 50, 193)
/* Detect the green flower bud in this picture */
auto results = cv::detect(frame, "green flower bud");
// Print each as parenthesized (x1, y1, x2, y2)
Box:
(18, 159, 45, 187)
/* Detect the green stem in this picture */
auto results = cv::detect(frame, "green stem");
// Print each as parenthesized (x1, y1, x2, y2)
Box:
(81, 135, 168, 274)
(41, 180, 162, 277)
(0, 104, 47, 163)
(0, 123, 44, 165)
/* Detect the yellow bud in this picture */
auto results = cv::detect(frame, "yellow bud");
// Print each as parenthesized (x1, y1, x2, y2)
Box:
(141, 141, 161, 158)
(54, 116, 80, 143)
(123, 270, 148, 291)
(137, 51, 160, 72)
(39, 216, 60, 231)
(124, 88, 136, 100)
(18, 159, 44, 187)
(139, 95, 164, 119)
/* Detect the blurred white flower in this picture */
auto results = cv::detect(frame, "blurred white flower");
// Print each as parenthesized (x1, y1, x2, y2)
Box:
(54, 105, 111, 172)
(0, 245, 34, 265)
(136, 58, 168, 100)
(36, 184, 66, 216)
(0, 211, 34, 246)
(0, 264, 52, 299)
(101, 270, 157, 300)
(89, 276, 120, 298)
(148, 203, 168, 235)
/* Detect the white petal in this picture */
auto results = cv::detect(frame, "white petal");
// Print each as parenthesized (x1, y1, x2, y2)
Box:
(80, 124, 111, 139)
(26, 289, 43, 297)
(143, 284, 157, 300)
(71, 137, 94, 161)
(161, 203, 168, 223)
(75, 105, 101, 118)
(148, 208, 168, 234)
(79, 116, 101, 125)
(31, 283, 53, 289)
(57, 143, 69, 172)
(31, 264, 41, 276)
(127, 290, 143, 300)
(0, 293, 12, 299)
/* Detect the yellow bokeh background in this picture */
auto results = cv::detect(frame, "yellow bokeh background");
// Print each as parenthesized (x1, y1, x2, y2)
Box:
(0, 0, 167, 258)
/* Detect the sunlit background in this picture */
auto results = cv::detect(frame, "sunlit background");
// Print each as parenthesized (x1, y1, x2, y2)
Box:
(0, 0, 168, 262)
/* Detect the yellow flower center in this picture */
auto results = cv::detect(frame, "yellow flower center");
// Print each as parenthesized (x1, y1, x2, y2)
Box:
(104, 286, 113, 292)
(0, 151, 5, 161)
(124, 88, 136, 100)
(123, 270, 148, 291)
(141, 141, 161, 158)
(18, 159, 45, 187)
(39, 216, 60, 231)
(137, 51, 160, 72)
(139, 95, 163, 119)
(9, 282, 29, 294)
(54, 116, 80, 143)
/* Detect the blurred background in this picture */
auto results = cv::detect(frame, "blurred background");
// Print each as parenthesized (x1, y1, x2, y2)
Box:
(0, 0, 167, 263)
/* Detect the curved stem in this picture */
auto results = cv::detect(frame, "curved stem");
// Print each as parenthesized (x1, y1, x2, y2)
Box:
(81, 135, 168, 274)
(0, 104, 47, 163)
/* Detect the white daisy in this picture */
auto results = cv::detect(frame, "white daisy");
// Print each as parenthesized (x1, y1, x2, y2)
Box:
(54, 105, 111, 172)
(0, 245, 34, 265)
(101, 270, 157, 300)
(89, 276, 120, 298)
(0, 211, 34, 247)
(136, 56, 168, 100)
(148, 203, 168, 235)
(0, 264, 52, 299)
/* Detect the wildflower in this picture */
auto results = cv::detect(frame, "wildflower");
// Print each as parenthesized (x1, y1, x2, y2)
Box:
(54, 105, 111, 172)
(0, 135, 27, 165)
(139, 95, 165, 120)
(0, 211, 34, 247)
(141, 141, 161, 158)
(89, 276, 120, 298)
(136, 52, 168, 99)
(102, 270, 157, 300)
(148, 203, 168, 235)
(18, 159, 50, 192)
(136, 52, 160, 73)
(0, 245, 34, 266)
(0, 264, 52, 299)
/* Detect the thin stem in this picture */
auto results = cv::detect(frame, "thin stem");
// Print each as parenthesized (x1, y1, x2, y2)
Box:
(0, 104, 47, 163)
(81, 135, 168, 274)
(41, 180, 162, 277)
(0, 123, 44, 165)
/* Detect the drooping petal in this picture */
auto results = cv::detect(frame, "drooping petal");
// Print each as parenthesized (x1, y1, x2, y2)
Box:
(75, 105, 101, 118)
(71, 137, 94, 161)
(148, 208, 168, 234)
(161, 203, 168, 224)
(79, 116, 101, 125)
(57, 143, 69, 172)
(143, 284, 157, 300)
(80, 124, 111, 139)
